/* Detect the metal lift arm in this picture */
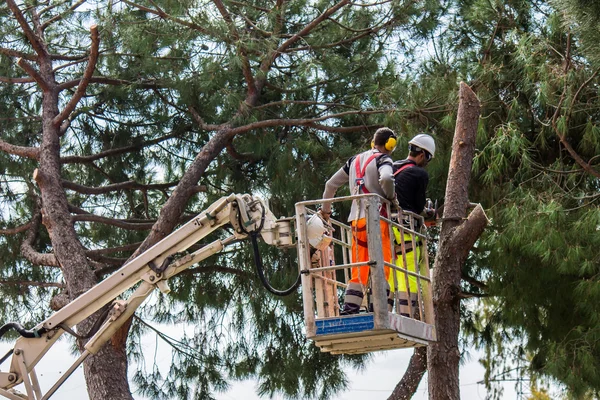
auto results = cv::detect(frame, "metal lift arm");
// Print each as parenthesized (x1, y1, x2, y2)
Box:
(0, 194, 292, 400)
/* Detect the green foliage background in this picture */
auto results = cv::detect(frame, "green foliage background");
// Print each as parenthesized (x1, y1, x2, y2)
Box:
(1, 0, 600, 398)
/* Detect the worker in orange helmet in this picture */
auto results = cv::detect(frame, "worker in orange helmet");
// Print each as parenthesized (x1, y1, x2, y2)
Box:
(319, 128, 397, 315)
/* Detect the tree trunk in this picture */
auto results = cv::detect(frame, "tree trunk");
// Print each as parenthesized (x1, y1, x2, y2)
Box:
(427, 82, 483, 400)
(388, 347, 427, 400)
(28, 24, 134, 398)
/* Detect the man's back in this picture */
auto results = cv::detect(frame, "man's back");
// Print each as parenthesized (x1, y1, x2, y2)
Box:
(324, 149, 394, 221)
(393, 159, 429, 214)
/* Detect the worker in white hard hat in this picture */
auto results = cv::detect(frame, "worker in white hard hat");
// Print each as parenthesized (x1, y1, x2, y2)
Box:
(388, 133, 435, 318)
(319, 127, 397, 315)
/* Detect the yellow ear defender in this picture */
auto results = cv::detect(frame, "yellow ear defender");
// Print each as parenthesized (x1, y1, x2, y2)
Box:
(371, 132, 397, 151)
(385, 135, 397, 151)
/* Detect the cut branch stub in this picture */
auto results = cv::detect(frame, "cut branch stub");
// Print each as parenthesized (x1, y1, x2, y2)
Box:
(53, 24, 100, 128)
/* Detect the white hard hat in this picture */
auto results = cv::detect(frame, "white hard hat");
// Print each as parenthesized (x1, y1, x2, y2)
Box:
(306, 214, 332, 250)
(409, 134, 436, 158)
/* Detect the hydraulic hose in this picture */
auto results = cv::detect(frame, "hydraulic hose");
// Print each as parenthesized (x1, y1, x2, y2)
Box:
(0, 322, 47, 339)
(250, 232, 301, 296)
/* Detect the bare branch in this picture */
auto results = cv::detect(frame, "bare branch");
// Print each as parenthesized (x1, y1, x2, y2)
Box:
(72, 214, 155, 230)
(265, 0, 351, 71)
(0, 280, 65, 289)
(17, 58, 50, 92)
(86, 242, 143, 256)
(461, 272, 488, 291)
(62, 179, 206, 195)
(226, 109, 389, 135)
(0, 140, 40, 159)
(41, 0, 86, 30)
(457, 291, 489, 299)
(121, 0, 212, 35)
(0, 47, 36, 61)
(20, 210, 60, 268)
(0, 221, 33, 235)
(188, 106, 220, 131)
(0, 76, 35, 84)
(57, 76, 165, 91)
(61, 132, 181, 163)
(53, 25, 100, 127)
(6, 0, 48, 57)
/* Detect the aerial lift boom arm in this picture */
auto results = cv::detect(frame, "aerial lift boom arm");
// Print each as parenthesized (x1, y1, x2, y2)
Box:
(0, 194, 292, 400)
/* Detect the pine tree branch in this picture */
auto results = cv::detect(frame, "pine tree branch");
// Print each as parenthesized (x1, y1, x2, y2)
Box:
(121, 0, 212, 36)
(20, 210, 60, 268)
(211, 0, 256, 97)
(457, 291, 488, 299)
(0, 47, 37, 61)
(40, 0, 86, 30)
(60, 132, 181, 163)
(226, 110, 388, 135)
(17, 58, 50, 92)
(62, 179, 204, 195)
(265, 0, 351, 71)
(57, 76, 166, 91)
(550, 35, 600, 179)
(461, 272, 488, 291)
(72, 214, 155, 231)
(0, 221, 33, 235)
(0, 280, 65, 289)
(86, 253, 127, 267)
(387, 346, 427, 400)
(53, 25, 99, 128)
(0, 76, 35, 84)
(86, 242, 143, 256)
(6, 0, 48, 57)
(0, 139, 40, 159)
(188, 106, 221, 131)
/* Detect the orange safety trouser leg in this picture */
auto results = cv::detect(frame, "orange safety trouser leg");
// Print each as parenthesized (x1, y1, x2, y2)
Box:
(349, 218, 392, 285)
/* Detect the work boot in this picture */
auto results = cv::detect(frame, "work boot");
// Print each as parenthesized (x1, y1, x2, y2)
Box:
(341, 282, 363, 315)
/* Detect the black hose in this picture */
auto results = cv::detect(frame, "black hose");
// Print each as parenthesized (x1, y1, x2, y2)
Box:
(250, 232, 301, 296)
(0, 322, 47, 339)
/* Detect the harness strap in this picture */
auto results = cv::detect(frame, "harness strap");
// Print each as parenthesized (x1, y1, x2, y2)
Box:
(354, 153, 382, 194)
(393, 162, 415, 176)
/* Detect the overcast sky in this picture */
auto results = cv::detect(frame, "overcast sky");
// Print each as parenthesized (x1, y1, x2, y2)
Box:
(0, 334, 518, 400)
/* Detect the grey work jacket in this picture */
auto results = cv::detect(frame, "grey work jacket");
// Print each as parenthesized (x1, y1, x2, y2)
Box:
(322, 149, 395, 222)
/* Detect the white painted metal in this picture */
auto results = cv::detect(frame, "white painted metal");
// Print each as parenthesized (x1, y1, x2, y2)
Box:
(0, 194, 292, 400)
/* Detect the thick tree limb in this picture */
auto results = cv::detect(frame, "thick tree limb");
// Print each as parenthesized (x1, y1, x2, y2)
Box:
(53, 25, 99, 127)
(428, 82, 483, 400)
(0, 140, 40, 159)
(17, 58, 50, 92)
(447, 205, 489, 265)
(20, 211, 60, 268)
(388, 347, 427, 400)
(6, 0, 48, 57)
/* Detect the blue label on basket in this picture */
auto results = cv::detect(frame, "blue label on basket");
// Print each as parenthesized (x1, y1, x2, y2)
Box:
(315, 315, 375, 335)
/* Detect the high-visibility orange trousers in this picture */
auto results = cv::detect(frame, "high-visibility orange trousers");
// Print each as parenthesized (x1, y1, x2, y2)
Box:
(349, 218, 392, 285)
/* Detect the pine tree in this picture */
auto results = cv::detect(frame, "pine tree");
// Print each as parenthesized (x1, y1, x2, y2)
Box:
(0, 0, 445, 398)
